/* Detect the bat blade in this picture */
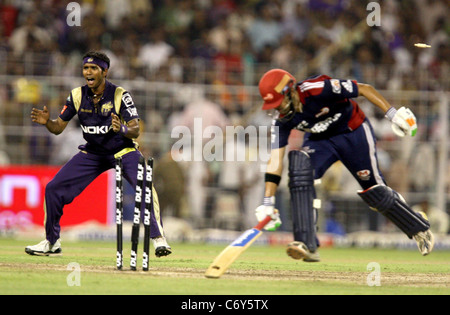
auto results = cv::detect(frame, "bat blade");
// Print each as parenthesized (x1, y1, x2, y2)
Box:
(205, 216, 272, 279)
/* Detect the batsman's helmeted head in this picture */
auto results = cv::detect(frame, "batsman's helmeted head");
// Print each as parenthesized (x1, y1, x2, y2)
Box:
(258, 69, 296, 110)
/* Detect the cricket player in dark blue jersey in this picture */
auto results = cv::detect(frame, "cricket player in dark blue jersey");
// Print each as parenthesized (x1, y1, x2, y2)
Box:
(255, 69, 434, 261)
(26, 51, 171, 257)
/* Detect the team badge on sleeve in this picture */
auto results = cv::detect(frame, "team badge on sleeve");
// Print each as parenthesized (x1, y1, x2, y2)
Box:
(342, 80, 353, 93)
(330, 79, 341, 94)
(122, 92, 134, 107)
(127, 107, 138, 117)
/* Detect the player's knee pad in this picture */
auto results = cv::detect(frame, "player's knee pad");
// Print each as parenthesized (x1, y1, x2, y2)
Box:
(288, 150, 318, 251)
(358, 185, 430, 238)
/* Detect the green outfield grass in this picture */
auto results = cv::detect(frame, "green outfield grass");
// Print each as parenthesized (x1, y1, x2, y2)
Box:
(0, 238, 448, 295)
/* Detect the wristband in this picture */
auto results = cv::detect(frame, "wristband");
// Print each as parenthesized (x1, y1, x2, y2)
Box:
(265, 173, 281, 185)
(385, 107, 397, 121)
(263, 196, 275, 206)
(119, 124, 128, 135)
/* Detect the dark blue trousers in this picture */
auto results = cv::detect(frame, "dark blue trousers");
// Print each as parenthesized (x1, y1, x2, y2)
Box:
(303, 120, 386, 190)
(44, 149, 164, 244)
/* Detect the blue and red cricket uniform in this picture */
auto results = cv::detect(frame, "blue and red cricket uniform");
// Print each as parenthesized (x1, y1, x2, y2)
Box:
(44, 80, 164, 244)
(271, 75, 386, 189)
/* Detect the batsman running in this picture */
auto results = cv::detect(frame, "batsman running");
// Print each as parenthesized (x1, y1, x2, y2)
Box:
(255, 69, 434, 262)
(26, 51, 171, 257)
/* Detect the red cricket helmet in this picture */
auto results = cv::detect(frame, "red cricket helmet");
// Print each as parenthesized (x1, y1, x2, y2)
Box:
(258, 69, 296, 110)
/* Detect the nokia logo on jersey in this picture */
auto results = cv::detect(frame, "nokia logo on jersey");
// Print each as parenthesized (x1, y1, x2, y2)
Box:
(81, 125, 111, 134)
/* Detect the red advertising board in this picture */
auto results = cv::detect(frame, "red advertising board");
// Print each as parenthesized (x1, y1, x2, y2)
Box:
(0, 165, 113, 229)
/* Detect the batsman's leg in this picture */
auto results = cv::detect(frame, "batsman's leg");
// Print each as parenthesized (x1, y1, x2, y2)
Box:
(358, 184, 434, 255)
(287, 150, 320, 262)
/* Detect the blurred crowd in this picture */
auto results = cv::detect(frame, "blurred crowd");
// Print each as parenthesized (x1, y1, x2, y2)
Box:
(0, 0, 448, 89)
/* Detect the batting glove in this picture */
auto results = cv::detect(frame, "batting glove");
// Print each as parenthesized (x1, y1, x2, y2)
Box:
(385, 106, 418, 137)
(255, 196, 282, 231)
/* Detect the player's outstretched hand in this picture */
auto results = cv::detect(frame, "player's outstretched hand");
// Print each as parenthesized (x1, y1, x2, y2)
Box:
(390, 107, 418, 137)
(111, 113, 121, 133)
(31, 106, 50, 125)
(255, 206, 281, 231)
(255, 196, 282, 231)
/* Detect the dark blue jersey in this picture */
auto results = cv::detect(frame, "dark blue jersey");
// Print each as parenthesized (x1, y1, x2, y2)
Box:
(271, 75, 365, 149)
(60, 80, 139, 155)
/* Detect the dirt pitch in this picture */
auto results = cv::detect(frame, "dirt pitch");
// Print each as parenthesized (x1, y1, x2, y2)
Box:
(2, 262, 448, 288)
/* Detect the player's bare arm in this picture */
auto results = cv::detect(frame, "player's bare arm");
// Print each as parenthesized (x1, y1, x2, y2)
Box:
(31, 106, 68, 135)
(111, 113, 140, 139)
(253, 146, 285, 232)
(265, 146, 285, 197)
(357, 83, 391, 113)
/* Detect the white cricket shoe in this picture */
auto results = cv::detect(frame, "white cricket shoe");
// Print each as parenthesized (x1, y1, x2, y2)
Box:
(152, 236, 172, 257)
(25, 239, 62, 256)
(413, 230, 435, 256)
(287, 241, 320, 262)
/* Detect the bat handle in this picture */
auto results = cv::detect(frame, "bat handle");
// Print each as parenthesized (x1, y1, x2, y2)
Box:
(255, 215, 273, 231)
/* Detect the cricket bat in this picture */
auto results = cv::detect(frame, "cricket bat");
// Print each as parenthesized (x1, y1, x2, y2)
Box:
(205, 215, 273, 279)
